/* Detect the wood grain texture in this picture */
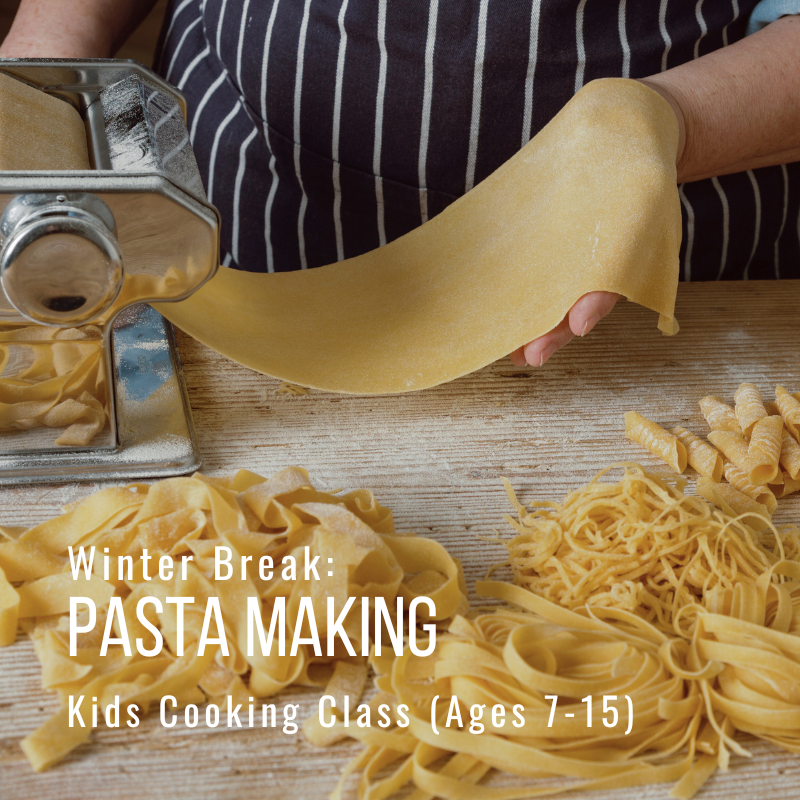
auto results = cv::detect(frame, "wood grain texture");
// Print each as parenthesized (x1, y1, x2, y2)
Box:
(1, 280, 800, 799)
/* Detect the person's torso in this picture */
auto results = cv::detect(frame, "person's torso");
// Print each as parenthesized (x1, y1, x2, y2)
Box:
(157, 0, 800, 280)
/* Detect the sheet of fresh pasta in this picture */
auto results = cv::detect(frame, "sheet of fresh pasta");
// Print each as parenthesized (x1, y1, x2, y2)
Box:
(156, 79, 681, 394)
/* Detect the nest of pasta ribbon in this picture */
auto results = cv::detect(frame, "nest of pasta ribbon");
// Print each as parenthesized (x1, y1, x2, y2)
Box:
(324, 576, 800, 800)
(504, 463, 800, 637)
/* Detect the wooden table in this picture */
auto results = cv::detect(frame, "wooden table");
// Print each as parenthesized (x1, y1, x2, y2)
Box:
(2, 281, 800, 800)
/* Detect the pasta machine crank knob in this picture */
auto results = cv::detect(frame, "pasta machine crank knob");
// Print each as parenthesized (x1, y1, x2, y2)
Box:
(0, 192, 123, 325)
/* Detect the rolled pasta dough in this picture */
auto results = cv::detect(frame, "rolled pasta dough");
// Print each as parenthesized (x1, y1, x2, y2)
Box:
(156, 79, 681, 394)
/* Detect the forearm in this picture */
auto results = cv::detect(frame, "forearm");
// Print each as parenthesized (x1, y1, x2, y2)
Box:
(640, 15, 800, 184)
(0, 0, 158, 59)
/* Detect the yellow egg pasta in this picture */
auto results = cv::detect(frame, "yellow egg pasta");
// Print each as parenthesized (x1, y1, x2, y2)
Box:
(671, 426, 723, 481)
(505, 464, 794, 635)
(699, 396, 741, 433)
(0, 467, 467, 771)
(773, 474, 800, 500)
(722, 461, 778, 514)
(0, 324, 108, 446)
(747, 415, 784, 486)
(695, 477, 771, 522)
(734, 383, 768, 438)
(625, 411, 687, 473)
(776, 385, 800, 442)
(780, 430, 800, 480)
(707, 430, 750, 471)
(324, 574, 800, 800)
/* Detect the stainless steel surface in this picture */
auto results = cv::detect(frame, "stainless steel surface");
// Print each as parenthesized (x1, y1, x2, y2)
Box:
(0, 304, 200, 484)
(0, 193, 123, 324)
(0, 59, 215, 481)
(0, 60, 219, 327)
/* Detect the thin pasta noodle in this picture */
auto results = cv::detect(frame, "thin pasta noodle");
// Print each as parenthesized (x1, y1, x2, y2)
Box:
(734, 383, 768, 438)
(776, 385, 800, 442)
(625, 411, 687, 473)
(746, 415, 784, 486)
(671, 426, 723, 481)
(504, 464, 794, 635)
(699, 396, 741, 433)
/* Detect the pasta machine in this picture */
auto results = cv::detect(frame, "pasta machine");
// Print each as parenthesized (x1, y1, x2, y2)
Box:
(0, 60, 219, 484)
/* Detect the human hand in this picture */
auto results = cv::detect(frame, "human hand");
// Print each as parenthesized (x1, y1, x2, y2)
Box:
(509, 291, 621, 367)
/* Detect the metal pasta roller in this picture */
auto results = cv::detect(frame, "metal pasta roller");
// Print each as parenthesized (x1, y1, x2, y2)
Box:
(0, 59, 219, 484)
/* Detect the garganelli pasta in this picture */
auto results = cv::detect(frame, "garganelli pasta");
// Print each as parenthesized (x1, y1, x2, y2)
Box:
(776, 385, 800, 441)
(734, 383, 768, 438)
(746, 415, 784, 486)
(625, 411, 686, 473)
(671, 426, 722, 481)
(0, 467, 467, 771)
(626, 383, 800, 521)
(695, 477, 771, 523)
(699, 396, 741, 433)
(707, 430, 750, 471)
(722, 461, 777, 513)
(781, 431, 800, 480)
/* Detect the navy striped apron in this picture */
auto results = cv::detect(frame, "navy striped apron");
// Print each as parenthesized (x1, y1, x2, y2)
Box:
(156, 0, 800, 281)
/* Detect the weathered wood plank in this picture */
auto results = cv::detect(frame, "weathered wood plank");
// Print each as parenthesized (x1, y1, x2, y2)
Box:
(1, 280, 799, 799)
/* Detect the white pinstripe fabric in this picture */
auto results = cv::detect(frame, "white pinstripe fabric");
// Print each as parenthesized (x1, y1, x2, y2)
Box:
(373, 0, 389, 247)
(465, 0, 490, 193)
(190, 69, 228, 143)
(693, 0, 707, 59)
(679, 185, 695, 281)
(659, 0, 672, 71)
(261, 0, 282, 272)
(232, 127, 258, 264)
(177, 45, 209, 90)
(207, 101, 241, 202)
(332, 0, 350, 261)
(418, 0, 439, 223)
(711, 177, 730, 279)
(775, 164, 789, 278)
(293, 0, 314, 269)
(743, 169, 762, 280)
(574, 0, 589, 91)
(216, 0, 230, 55)
(522, 0, 542, 146)
(235, 0, 253, 89)
(159, 0, 797, 279)
(618, 0, 630, 78)
(722, 0, 741, 46)
(166, 16, 202, 80)
(162, 0, 196, 53)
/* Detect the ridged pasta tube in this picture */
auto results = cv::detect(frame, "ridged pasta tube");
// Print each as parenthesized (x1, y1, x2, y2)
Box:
(625, 411, 686, 473)
(734, 383, 768, 438)
(671, 426, 723, 481)
(776, 385, 800, 441)
(747, 415, 784, 486)
(699, 396, 741, 433)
